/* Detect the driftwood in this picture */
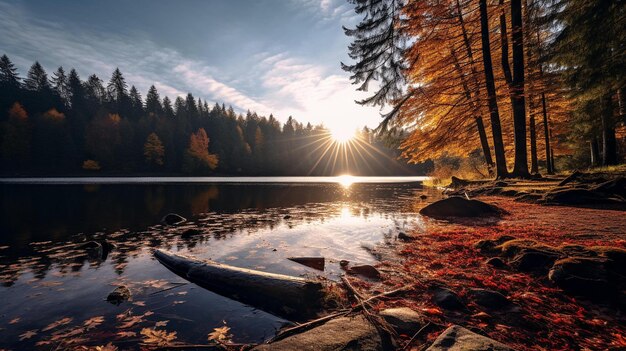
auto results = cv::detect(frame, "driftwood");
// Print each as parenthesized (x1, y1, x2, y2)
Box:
(154, 250, 325, 320)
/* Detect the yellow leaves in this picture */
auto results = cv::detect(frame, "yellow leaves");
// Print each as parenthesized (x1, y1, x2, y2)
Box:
(83, 316, 105, 330)
(140, 328, 177, 347)
(8, 102, 28, 121)
(94, 343, 118, 351)
(19, 329, 38, 340)
(155, 320, 169, 327)
(43, 108, 65, 122)
(207, 323, 232, 343)
(42, 317, 73, 331)
(116, 331, 137, 338)
(82, 159, 101, 171)
(108, 113, 121, 124)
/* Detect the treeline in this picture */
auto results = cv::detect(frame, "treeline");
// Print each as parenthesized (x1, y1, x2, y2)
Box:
(0, 55, 429, 176)
(344, 0, 625, 178)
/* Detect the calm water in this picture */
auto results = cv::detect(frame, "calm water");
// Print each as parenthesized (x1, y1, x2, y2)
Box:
(0, 177, 430, 349)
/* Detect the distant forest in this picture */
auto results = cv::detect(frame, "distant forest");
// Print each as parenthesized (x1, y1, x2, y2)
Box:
(0, 55, 430, 176)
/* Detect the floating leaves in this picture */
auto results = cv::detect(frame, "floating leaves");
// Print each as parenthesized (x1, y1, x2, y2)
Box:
(83, 316, 105, 330)
(42, 317, 73, 332)
(19, 329, 38, 341)
(140, 328, 177, 347)
(207, 322, 232, 343)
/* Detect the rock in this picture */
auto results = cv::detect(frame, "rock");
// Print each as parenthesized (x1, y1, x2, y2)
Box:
(101, 240, 116, 252)
(467, 288, 515, 310)
(347, 265, 381, 280)
(420, 194, 428, 200)
(548, 257, 612, 298)
(496, 239, 560, 258)
(379, 307, 424, 335)
(486, 257, 507, 269)
(398, 232, 414, 241)
(542, 188, 624, 205)
(592, 246, 626, 275)
(161, 213, 186, 226)
(449, 176, 472, 188)
(510, 251, 559, 272)
(107, 285, 131, 305)
(431, 287, 464, 310)
(288, 257, 325, 271)
(474, 236, 516, 254)
(339, 260, 350, 267)
(426, 325, 514, 351)
(283, 215, 292, 219)
(252, 315, 382, 351)
(558, 244, 597, 258)
(592, 177, 626, 198)
(419, 197, 504, 218)
(181, 228, 201, 238)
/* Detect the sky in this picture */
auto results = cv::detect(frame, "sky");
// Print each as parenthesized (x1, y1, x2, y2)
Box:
(0, 0, 387, 131)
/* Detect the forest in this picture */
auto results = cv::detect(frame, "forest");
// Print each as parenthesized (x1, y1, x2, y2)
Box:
(0, 57, 428, 176)
(343, 0, 625, 178)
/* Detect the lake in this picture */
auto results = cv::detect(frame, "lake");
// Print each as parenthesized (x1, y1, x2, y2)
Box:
(0, 176, 430, 349)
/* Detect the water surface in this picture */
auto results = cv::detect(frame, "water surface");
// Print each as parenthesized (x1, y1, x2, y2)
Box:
(0, 177, 430, 349)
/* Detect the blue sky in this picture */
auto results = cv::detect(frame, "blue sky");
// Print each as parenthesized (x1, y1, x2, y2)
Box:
(0, 0, 385, 130)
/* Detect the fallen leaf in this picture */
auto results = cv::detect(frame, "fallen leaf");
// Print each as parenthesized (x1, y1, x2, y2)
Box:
(19, 329, 38, 341)
(42, 317, 73, 332)
(116, 331, 137, 338)
(83, 316, 105, 330)
(9, 317, 20, 324)
(155, 320, 169, 327)
(208, 325, 232, 343)
(140, 328, 177, 347)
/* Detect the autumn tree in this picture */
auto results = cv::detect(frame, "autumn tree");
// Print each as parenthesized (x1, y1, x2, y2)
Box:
(1, 102, 31, 169)
(143, 132, 165, 166)
(183, 128, 218, 173)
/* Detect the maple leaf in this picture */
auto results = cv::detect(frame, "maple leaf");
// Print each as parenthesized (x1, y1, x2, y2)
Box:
(83, 316, 105, 330)
(19, 329, 38, 341)
(117, 315, 144, 329)
(140, 328, 177, 347)
(208, 325, 232, 343)
(155, 320, 169, 327)
(95, 342, 118, 351)
(9, 317, 20, 324)
(116, 331, 137, 338)
(42, 317, 73, 331)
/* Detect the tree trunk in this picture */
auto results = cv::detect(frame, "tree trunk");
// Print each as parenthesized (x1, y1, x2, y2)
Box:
(530, 113, 538, 173)
(540, 93, 553, 174)
(479, 0, 508, 178)
(154, 249, 324, 320)
(601, 94, 618, 166)
(510, 0, 530, 178)
(590, 136, 600, 167)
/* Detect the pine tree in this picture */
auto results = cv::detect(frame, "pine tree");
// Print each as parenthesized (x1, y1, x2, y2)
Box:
(0, 55, 21, 88)
(24, 61, 51, 91)
(51, 66, 69, 104)
(129, 85, 144, 119)
(145, 85, 162, 115)
(162, 96, 174, 118)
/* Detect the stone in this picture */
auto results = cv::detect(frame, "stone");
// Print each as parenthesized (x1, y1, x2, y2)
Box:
(181, 228, 201, 238)
(398, 232, 414, 241)
(161, 213, 186, 226)
(486, 257, 507, 269)
(420, 194, 428, 200)
(510, 251, 559, 272)
(339, 260, 350, 267)
(548, 257, 612, 298)
(283, 215, 292, 219)
(467, 289, 515, 310)
(496, 239, 560, 258)
(288, 257, 325, 271)
(542, 188, 624, 205)
(426, 325, 514, 351)
(419, 197, 504, 218)
(107, 285, 131, 305)
(379, 307, 424, 335)
(474, 236, 516, 254)
(347, 265, 381, 280)
(252, 315, 382, 351)
(431, 287, 464, 310)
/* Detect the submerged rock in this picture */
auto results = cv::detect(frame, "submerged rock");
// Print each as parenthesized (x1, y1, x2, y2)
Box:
(347, 265, 381, 280)
(252, 315, 382, 351)
(426, 325, 514, 351)
(510, 251, 559, 273)
(161, 213, 186, 226)
(181, 228, 201, 238)
(379, 307, 424, 335)
(467, 288, 516, 311)
(288, 257, 325, 271)
(420, 197, 504, 218)
(398, 232, 414, 241)
(107, 285, 131, 305)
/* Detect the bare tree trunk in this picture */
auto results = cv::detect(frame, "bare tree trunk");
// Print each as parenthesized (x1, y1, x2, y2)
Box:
(590, 136, 600, 167)
(480, 0, 508, 178)
(530, 112, 538, 173)
(510, 0, 530, 177)
(601, 94, 618, 166)
(540, 93, 553, 174)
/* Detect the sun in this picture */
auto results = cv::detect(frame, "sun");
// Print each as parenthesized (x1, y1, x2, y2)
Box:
(330, 127, 356, 143)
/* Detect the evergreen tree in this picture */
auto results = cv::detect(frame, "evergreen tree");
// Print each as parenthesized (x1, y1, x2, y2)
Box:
(162, 96, 174, 118)
(129, 85, 144, 119)
(0, 55, 21, 88)
(24, 61, 51, 92)
(145, 85, 162, 115)
(85, 74, 106, 104)
(51, 66, 69, 104)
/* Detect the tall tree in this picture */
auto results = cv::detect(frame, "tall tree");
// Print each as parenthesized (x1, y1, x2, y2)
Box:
(0, 55, 21, 89)
(145, 85, 162, 115)
(24, 61, 51, 92)
(51, 66, 69, 104)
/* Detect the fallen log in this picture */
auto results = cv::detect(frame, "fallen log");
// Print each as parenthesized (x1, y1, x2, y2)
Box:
(154, 250, 325, 320)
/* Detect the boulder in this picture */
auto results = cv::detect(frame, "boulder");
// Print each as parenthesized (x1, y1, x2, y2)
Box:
(161, 213, 186, 226)
(485, 257, 507, 269)
(252, 315, 382, 351)
(431, 287, 464, 310)
(181, 228, 201, 238)
(467, 289, 516, 311)
(542, 188, 624, 205)
(107, 285, 131, 305)
(548, 257, 612, 298)
(475, 235, 516, 254)
(419, 197, 504, 218)
(426, 325, 514, 351)
(379, 307, 424, 335)
(398, 232, 414, 241)
(510, 251, 559, 272)
(496, 239, 560, 258)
